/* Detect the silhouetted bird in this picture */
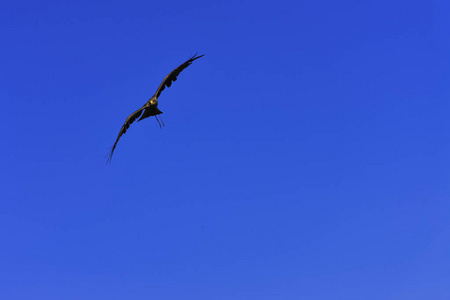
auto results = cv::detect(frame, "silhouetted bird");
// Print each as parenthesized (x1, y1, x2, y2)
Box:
(107, 53, 204, 162)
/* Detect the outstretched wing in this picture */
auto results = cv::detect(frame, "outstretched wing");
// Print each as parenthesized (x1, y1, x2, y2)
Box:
(107, 107, 145, 163)
(153, 53, 204, 98)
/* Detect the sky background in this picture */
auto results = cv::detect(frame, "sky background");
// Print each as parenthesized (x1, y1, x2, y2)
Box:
(1, 0, 450, 299)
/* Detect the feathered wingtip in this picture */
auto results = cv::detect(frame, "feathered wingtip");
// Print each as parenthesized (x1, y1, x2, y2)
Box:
(105, 145, 116, 164)
(189, 52, 205, 62)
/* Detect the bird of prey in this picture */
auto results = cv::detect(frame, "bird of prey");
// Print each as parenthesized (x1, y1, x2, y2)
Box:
(107, 53, 204, 162)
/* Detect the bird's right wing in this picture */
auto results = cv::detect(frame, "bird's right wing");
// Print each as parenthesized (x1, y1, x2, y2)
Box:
(107, 107, 145, 163)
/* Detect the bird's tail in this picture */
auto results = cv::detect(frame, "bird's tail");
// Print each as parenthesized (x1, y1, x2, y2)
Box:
(138, 107, 163, 122)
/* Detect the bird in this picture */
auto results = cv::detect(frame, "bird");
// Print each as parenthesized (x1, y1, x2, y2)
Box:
(106, 53, 204, 162)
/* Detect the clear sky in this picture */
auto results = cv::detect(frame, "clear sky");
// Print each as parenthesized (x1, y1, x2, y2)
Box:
(1, 0, 450, 299)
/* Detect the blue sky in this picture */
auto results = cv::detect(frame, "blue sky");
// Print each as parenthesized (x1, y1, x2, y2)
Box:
(1, 0, 450, 299)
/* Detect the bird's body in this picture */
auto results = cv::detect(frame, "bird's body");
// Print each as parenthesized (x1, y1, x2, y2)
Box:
(137, 97, 161, 122)
(107, 53, 204, 162)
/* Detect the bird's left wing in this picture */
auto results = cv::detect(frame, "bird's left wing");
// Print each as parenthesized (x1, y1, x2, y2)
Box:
(107, 107, 145, 163)
(153, 53, 204, 98)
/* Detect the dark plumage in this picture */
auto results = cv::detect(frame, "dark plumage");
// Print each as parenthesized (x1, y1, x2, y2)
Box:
(107, 53, 204, 162)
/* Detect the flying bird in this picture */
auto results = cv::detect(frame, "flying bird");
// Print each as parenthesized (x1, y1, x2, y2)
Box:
(107, 53, 204, 162)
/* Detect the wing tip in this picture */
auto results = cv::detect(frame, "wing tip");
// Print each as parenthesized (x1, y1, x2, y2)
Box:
(105, 145, 116, 164)
(190, 52, 205, 61)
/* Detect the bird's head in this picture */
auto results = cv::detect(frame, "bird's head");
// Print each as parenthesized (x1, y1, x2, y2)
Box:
(150, 99, 158, 106)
